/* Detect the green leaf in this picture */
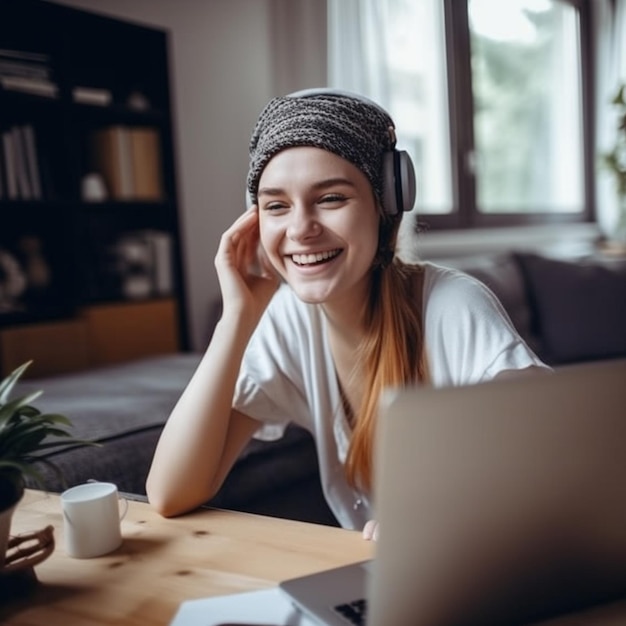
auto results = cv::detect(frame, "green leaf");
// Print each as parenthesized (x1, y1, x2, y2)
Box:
(37, 413, 73, 427)
(0, 360, 100, 491)
(613, 84, 626, 107)
(0, 392, 44, 429)
(0, 361, 33, 403)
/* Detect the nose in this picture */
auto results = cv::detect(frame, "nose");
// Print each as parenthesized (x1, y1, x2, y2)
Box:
(286, 205, 321, 241)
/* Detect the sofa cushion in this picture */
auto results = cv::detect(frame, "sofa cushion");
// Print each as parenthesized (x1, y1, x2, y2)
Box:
(441, 253, 540, 355)
(515, 252, 626, 365)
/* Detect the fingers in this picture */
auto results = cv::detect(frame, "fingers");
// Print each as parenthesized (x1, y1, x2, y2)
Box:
(255, 241, 278, 280)
(362, 519, 379, 541)
(221, 206, 259, 247)
(214, 206, 279, 315)
(216, 206, 259, 270)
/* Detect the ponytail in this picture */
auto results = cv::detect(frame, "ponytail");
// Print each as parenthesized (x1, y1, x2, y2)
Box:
(344, 256, 428, 492)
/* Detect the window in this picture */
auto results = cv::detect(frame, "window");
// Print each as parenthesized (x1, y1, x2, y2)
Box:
(328, 0, 593, 230)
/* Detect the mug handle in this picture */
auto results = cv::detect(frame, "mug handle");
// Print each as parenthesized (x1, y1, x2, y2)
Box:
(119, 495, 129, 521)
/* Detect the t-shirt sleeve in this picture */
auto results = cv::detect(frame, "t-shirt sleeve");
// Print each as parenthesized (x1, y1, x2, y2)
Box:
(424, 265, 548, 387)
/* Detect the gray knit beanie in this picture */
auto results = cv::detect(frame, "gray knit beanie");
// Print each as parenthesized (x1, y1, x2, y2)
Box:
(247, 92, 396, 206)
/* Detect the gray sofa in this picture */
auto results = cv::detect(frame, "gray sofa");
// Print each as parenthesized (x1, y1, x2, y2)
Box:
(19, 354, 338, 525)
(17, 250, 626, 526)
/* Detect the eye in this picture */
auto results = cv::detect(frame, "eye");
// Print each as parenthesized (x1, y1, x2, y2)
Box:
(319, 193, 347, 206)
(262, 201, 288, 213)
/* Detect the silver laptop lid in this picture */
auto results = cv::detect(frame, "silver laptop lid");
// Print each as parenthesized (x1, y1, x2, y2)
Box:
(369, 359, 626, 626)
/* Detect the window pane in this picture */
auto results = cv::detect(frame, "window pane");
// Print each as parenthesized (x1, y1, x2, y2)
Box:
(469, 0, 584, 213)
(383, 0, 452, 214)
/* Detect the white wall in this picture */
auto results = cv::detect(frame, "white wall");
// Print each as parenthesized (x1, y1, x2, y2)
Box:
(48, 0, 327, 350)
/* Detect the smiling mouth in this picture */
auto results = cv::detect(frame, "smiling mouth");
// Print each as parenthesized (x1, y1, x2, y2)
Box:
(290, 249, 342, 266)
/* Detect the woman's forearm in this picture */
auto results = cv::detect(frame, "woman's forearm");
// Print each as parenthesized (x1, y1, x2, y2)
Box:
(146, 314, 260, 517)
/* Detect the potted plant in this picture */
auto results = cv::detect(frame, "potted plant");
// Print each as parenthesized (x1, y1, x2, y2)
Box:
(601, 83, 626, 245)
(0, 361, 92, 568)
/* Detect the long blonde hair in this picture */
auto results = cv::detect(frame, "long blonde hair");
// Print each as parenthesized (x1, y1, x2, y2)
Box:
(344, 216, 428, 492)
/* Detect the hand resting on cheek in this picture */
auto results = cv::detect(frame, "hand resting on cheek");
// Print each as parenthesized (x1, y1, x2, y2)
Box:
(215, 205, 280, 318)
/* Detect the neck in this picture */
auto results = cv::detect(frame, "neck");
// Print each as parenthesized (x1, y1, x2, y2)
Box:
(321, 278, 370, 349)
(322, 279, 370, 415)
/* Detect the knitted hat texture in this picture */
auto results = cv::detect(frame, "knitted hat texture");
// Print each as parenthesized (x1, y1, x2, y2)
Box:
(247, 93, 396, 205)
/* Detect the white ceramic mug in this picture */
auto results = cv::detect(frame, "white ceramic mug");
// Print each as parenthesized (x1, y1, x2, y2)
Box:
(61, 482, 128, 558)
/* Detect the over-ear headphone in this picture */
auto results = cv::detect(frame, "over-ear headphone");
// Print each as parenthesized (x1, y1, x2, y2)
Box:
(247, 88, 416, 215)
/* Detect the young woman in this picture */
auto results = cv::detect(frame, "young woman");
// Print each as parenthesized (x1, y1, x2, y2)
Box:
(146, 89, 547, 537)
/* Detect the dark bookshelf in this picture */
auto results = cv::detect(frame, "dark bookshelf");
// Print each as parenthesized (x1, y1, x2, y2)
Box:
(0, 0, 188, 368)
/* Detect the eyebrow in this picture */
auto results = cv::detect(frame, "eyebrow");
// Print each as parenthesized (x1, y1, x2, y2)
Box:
(257, 177, 357, 197)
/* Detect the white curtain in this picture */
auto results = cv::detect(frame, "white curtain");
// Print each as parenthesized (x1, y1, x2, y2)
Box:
(594, 0, 626, 234)
(327, 0, 392, 107)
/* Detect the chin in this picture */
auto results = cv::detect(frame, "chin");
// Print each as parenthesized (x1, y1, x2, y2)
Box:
(287, 282, 335, 304)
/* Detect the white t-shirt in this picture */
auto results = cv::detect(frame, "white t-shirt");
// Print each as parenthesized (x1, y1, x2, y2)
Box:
(233, 262, 547, 529)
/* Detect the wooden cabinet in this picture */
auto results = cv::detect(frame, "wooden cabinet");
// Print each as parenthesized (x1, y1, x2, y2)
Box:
(83, 298, 179, 367)
(0, 0, 187, 377)
(0, 298, 180, 377)
(0, 318, 91, 378)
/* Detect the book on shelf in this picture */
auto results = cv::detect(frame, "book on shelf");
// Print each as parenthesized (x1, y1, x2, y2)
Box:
(72, 86, 112, 106)
(11, 126, 32, 199)
(0, 125, 44, 201)
(0, 48, 58, 98)
(91, 126, 134, 200)
(90, 126, 165, 201)
(0, 59, 50, 81)
(2, 131, 18, 199)
(145, 229, 174, 295)
(0, 48, 50, 63)
(0, 75, 59, 98)
(21, 125, 42, 199)
(130, 127, 164, 201)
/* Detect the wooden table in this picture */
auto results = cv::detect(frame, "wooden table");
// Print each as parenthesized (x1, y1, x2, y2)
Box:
(5, 492, 626, 626)
(1, 490, 373, 626)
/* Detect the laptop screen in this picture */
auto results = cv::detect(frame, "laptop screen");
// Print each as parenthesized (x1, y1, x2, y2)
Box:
(369, 359, 626, 625)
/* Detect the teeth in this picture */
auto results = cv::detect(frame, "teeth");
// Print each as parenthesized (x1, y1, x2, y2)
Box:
(292, 249, 340, 266)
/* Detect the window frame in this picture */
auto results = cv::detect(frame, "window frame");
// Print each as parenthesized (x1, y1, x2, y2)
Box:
(418, 0, 596, 232)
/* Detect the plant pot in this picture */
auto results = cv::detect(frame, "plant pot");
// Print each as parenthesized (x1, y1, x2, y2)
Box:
(0, 487, 54, 600)
(0, 475, 25, 569)
(1, 501, 20, 569)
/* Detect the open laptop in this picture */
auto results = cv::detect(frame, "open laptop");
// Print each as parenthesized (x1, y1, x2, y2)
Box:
(279, 359, 626, 626)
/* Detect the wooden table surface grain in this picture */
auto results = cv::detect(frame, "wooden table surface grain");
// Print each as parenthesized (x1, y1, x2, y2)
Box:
(6, 491, 626, 626)
(1, 490, 373, 626)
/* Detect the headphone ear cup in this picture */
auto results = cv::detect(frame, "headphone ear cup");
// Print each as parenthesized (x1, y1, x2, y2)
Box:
(397, 150, 416, 212)
(382, 153, 399, 215)
(381, 150, 416, 214)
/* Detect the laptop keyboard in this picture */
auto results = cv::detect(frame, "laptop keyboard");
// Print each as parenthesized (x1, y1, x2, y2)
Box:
(333, 598, 367, 625)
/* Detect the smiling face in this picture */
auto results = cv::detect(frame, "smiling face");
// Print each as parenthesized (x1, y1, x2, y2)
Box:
(257, 147, 380, 309)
